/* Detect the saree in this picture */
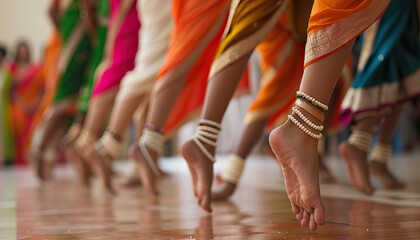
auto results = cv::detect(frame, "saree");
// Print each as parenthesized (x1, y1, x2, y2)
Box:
(90, 0, 140, 98)
(115, 0, 172, 122)
(30, 32, 62, 131)
(209, 0, 289, 79)
(156, 0, 231, 135)
(1, 67, 15, 163)
(77, 0, 109, 113)
(245, 17, 305, 129)
(2, 63, 43, 164)
(305, 0, 390, 68)
(53, 0, 92, 106)
(340, 0, 420, 125)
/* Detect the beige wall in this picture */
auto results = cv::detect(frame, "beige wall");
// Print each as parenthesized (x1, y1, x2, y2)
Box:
(0, 0, 52, 61)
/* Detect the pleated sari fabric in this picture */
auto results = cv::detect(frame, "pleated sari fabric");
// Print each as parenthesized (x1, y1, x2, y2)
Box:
(53, 0, 92, 106)
(90, 0, 140, 99)
(115, 0, 172, 122)
(77, 0, 110, 113)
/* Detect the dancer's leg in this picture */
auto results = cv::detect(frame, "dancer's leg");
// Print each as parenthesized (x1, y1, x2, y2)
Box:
(30, 98, 76, 180)
(83, 89, 119, 136)
(70, 89, 118, 188)
(181, 53, 253, 211)
(182, 0, 290, 212)
(61, 113, 85, 147)
(118, 103, 148, 189)
(130, 69, 190, 195)
(339, 115, 377, 194)
(369, 105, 405, 189)
(269, 41, 354, 230)
(212, 118, 267, 200)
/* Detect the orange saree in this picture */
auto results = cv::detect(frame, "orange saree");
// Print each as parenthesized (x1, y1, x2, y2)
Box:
(305, 0, 390, 68)
(158, 0, 231, 135)
(30, 32, 62, 131)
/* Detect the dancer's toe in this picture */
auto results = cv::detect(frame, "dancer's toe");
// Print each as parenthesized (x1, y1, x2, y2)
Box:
(301, 210, 310, 228)
(309, 214, 317, 230)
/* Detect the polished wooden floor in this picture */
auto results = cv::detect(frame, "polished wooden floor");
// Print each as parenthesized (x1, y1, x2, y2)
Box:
(1, 152, 420, 239)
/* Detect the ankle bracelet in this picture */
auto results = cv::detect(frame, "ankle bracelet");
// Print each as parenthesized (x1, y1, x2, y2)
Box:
(221, 154, 245, 184)
(295, 99, 324, 123)
(97, 131, 121, 158)
(292, 107, 324, 131)
(296, 91, 328, 112)
(288, 114, 322, 139)
(370, 143, 391, 164)
(193, 119, 221, 163)
(75, 129, 96, 152)
(348, 130, 373, 153)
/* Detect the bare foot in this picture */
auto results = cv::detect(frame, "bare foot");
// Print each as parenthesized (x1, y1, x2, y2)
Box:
(85, 146, 115, 194)
(42, 158, 56, 181)
(369, 161, 405, 190)
(30, 150, 46, 181)
(212, 175, 237, 201)
(181, 140, 214, 212)
(269, 121, 325, 231)
(339, 142, 375, 195)
(319, 155, 336, 184)
(118, 174, 141, 189)
(129, 143, 159, 196)
(66, 145, 92, 187)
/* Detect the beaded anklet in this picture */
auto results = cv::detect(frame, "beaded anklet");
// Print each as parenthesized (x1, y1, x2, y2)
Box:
(193, 119, 221, 163)
(138, 127, 164, 177)
(288, 91, 326, 139)
(296, 91, 328, 112)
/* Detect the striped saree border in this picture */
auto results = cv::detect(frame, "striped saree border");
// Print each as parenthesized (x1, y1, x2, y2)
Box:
(304, 0, 390, 68)
(209, 0, 289, 78)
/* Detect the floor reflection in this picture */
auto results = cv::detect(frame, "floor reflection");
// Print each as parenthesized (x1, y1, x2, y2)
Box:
(3, 155, 420, 239)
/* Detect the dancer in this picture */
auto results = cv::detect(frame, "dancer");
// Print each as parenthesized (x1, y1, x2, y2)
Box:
(212, 7, 352, 200)
(61, 0, 109, 147)
(30, 0, 94, 180)
(181, 0, 390, 230)
(66, 0, 140, 187)
(181, 0, 291, 213)
(83, 0, 173, 190)
(30, 0, 62, 131)
(2, 41, 43, 165)
(89, 0, 232, 193)
(339, 0, 420, 193)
